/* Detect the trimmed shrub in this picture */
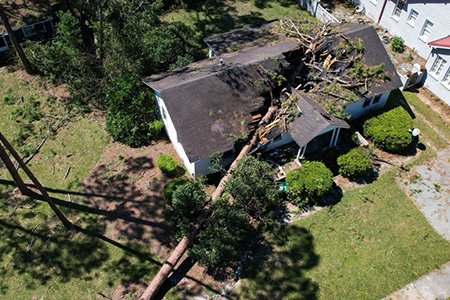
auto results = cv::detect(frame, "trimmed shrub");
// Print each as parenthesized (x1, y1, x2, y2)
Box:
(157, 154, 178, 177)
(286, 161, 333, 206)
(337, 148, 373, 179)
(164, 178, 188, 206)
(363, 106, 413, 153)
(391, 36, 405, 53)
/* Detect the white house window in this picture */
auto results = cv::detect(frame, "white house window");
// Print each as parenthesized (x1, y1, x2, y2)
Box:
(419, 20, 433, 42)
(372, 94, 382, 104)
(430, 56, 446, 77)
(362, 98, 371, 108)
(22, 25, 36, 37)
(442, 68, 450, 88)
(161, 106, 167, 119)
(0, 35, 8, 51)
(22, 22, 47, 38)
(407, 9, 418, 26)
(392, 0, 404, 19)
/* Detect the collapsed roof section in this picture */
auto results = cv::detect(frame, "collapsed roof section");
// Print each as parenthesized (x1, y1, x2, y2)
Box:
(143, 40, 299, 163)
(292, 23, 402, 114)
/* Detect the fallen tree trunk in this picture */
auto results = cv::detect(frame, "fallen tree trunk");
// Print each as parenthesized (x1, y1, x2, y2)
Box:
(0, 131, 72, 229)
(139, 105, 278, 300)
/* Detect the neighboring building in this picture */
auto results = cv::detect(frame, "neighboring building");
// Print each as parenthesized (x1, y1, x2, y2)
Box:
(143, 23, 402, 177)
(0, 0, 55, 55)
(425, 36, 450, 103)
(356, 0, 450, 59)
(353, 0, 450, 104)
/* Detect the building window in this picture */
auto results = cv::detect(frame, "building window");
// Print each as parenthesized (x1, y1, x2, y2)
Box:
(362, 98, 371, 108)
(372, 94, 382, 104)
(407, 9, 418, 26)
(0, 36, 7, 50)
(274, 134, 283, 142)
(161, 106, 167, 119)
(430, 56, 446, 77)
(22, 25, 36, 37)
(442, 68, 450, 89)
(392, 0, 404, 19)
(419, 20, 433, 41)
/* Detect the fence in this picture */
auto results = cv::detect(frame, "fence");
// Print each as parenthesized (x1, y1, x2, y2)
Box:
(296, 0, 340, 24)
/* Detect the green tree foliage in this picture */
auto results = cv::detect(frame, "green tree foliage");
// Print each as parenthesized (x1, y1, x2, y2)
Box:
(164, 180, 206, 239)
(224, 155, 280, 228)
(363, 106, 413, 152)
(188, 198, 253, 269)
(163, 178, 188, 206)
(25, 1, 198, 108)
(156, 154, 179, 177)
(391, 36, 405, 53)
(286, 161, 333, 206)
(105, 75, 163, 146)
(337, 148, 373, 179)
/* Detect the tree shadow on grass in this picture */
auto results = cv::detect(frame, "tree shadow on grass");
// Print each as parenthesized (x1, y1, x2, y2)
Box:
(0, 218, 110, 291)
(234, 225, 319, 299)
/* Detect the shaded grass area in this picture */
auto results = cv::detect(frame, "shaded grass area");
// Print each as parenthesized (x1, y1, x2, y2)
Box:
(0, 187, 179, 299)
(236, 171, 450, 299)
(0, 69, 178, 299)
(163, 0, 317, 55)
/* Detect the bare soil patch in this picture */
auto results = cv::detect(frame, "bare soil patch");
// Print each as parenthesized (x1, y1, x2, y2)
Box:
(80, 138, 225, 298)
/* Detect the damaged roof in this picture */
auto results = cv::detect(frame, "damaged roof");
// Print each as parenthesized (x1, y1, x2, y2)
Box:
(288, 91, 349, 147)
(203, 19, 281, 56)
(0, 0, 53, 35)
(328, 23, 402, 97)
(143, 40, 299, 163)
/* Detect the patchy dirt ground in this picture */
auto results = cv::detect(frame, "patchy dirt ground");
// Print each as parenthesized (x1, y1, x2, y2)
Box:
(79, 138, 224, 299)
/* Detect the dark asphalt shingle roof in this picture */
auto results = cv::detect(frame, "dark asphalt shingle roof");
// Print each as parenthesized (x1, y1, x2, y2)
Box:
(288, 91, 349, 147)
(329, 23, 403, 97)
(143, 40, 299, 162)
(203, 20, 280, 56)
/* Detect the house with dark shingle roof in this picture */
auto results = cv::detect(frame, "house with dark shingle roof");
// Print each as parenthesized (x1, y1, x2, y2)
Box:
(143, 23, 402, 177)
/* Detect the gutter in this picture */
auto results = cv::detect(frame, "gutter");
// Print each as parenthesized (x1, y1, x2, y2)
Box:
(377, 0, 388, 24)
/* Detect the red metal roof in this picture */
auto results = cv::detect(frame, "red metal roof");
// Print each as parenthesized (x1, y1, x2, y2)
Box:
(428, 36, 450, 49)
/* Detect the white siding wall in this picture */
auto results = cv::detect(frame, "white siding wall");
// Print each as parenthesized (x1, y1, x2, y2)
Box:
(424, 48, 450, 105)
(344, 91, 390, 119)
(265, 132, 295, 151)
(358, 0, 450, 59)
(154, 92, 197, 177)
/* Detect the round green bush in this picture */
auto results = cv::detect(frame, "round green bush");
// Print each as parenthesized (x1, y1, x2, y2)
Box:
(363, 106, 413, 153)
(337, 148, 372, 179)
(286, 161, 333, 206)
(391, 36, 405, 53)
(156, 154, 178, 177)
(164, 178, 188, 206)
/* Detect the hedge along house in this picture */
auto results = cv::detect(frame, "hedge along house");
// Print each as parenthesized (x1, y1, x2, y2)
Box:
(143, 23, 402, 177)
(0, 0, 55, 57)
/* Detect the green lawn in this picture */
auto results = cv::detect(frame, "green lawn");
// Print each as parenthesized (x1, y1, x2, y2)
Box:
(403, 91, 450, 140)
(236, 171, 450, 299)
(0, 69, 178, 299)
(163, 0, 318, 55)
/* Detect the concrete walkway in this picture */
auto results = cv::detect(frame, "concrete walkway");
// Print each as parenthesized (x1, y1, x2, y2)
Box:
(383, 261, 450, 300)
(384, 147, 450, 299)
